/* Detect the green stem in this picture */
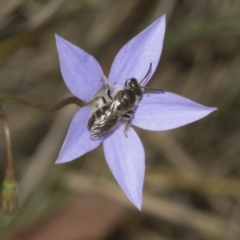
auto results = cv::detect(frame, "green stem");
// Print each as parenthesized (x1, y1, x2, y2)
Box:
(0, 107, 18, 215)
(0, 94, 84, 112)
(0, 108, 13, 166)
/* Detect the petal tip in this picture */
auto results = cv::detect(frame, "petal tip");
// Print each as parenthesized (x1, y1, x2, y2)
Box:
(55, 34, 68, 50)
(128, 193, 142, 210)
(157, 14, 166, 26)
(55, 34, 64, 43)
(126, 191, 143, 211)
(55, 155, 73, 164)
(207, 106, 218, 115)
(55, 159, 63, 165)
(134, 201, 142, 211)
(160, 13, 166, 20)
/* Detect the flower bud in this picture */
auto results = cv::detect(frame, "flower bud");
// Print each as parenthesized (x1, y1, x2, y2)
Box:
(1, 167, 18, 215)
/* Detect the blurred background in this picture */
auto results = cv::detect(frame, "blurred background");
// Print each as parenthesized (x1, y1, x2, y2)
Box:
(0, 0, 239, 239)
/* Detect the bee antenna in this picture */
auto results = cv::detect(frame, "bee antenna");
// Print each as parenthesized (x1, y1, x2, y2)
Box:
(140, 63, 152, 84)
(142, 87, 165, 93)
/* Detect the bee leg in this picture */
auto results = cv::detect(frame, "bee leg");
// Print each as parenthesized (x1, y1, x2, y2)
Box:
(97, 96, 107, 104)
(91, 96, 107, 109)
(102, 75, 113, 100)
(123, 111, 134, 137)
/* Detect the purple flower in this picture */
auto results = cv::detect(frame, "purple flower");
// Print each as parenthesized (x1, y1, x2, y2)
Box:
(55, 15, 216, 210)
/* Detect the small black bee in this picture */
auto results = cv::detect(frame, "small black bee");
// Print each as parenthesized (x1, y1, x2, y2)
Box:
(88, 63, 164, 139)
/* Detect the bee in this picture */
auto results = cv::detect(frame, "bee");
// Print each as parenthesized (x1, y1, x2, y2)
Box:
(88, 63, 164, 139)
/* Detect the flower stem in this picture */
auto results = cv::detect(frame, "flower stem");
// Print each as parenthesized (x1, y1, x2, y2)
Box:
(0, 94, 84, 112)
(0, 94, 84, 214)
(0, 107, 18, 215)
(0, 109, 13, 166)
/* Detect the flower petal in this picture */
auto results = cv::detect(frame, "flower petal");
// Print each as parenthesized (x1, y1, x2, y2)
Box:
(56, 106, 102, 164)
(55, 35, 104, 102)
(103, 124, 145, 210)
(132, 92, 217, 131)
(108, 15, 166, 87)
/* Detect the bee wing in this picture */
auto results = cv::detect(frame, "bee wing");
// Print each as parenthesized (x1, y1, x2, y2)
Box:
(90, 108, 120, 139)
(90, 93, 132, 139)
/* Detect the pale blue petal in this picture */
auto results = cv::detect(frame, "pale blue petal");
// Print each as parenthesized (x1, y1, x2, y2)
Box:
(108, 15, 166, 87)
(56, 106, 102, 163)
(55, 35, 104, 102)
(103, 124, 145, 210)
(132, 92, 217, 131)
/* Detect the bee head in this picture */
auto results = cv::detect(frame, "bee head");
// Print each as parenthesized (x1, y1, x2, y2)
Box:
(125, 78, 143, 96)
